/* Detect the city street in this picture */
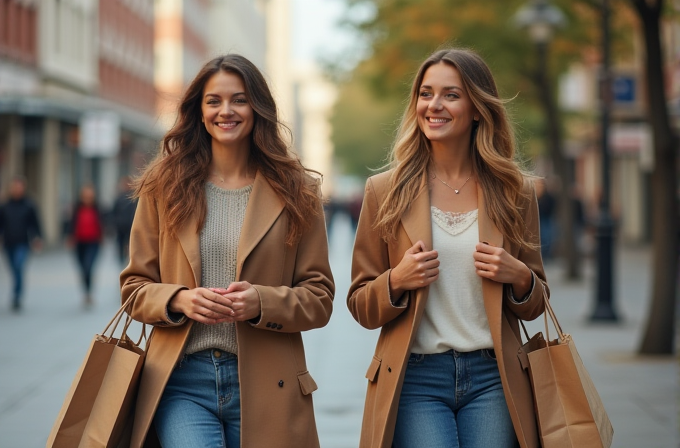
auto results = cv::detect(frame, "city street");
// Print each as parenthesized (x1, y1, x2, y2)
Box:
(0, 213, 677, 448)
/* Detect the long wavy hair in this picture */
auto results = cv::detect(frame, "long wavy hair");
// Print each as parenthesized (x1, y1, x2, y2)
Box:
(376, 48, 532, 249)
(135, 54, 321, 245)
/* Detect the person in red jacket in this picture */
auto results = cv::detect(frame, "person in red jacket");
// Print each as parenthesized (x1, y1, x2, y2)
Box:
(68, 184, 103, 307)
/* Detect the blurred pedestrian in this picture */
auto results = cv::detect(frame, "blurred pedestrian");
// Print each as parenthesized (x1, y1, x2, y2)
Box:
(347, 193, 363, 233)
(323, 196, 339, 235)
(347, 48, 549, 448)
(67, 184, 103, 307)
(0, 175, 42, 311)
(111, 176, 137, 264)
(535, 178, 556, 261)
(120, 54, 334, 448)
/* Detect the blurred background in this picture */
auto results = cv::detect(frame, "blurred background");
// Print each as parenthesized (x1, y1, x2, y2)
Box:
(0, 0, 678, 447)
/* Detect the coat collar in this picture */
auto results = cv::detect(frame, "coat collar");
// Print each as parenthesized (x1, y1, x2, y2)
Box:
(399, 181, 503, 250)
(477, 182, 504, 348)
(476, 183, 503, 248)
(176, 171, 284, 286)
(235, 171, 284, 278)
(401, 184, 432, 250)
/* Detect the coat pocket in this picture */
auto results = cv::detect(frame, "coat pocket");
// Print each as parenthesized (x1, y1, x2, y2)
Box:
(297, 371, 318, 395)
(365, 356, 381, 382)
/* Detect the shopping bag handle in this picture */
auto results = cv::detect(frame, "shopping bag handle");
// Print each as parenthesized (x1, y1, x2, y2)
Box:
(101, 284, 147, 342)
(519, 286, 566, 343)
(119, 311, 148, 347)
(541, 287, 566, 341)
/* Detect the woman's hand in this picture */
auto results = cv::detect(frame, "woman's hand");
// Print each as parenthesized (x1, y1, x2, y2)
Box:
(473, 242, 532, 298)
(213, 281, 262, 322)
(168, 287, 235, 325)
(389, 240, 440, 299)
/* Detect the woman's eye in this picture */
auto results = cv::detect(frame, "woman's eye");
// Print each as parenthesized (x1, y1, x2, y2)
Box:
(234, 98, 247, 104)
(419, 91, 432, 98)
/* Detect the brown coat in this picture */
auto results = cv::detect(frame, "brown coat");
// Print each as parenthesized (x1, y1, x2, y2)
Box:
(347, 170, 548, 448)
(120, 172, 334, 448)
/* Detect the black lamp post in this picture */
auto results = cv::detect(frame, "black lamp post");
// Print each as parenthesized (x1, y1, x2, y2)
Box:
(590, 0, 619, 322)
(514, 0, 585, 283)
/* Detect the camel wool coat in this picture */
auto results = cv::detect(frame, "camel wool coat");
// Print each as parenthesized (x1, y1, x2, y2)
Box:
(120, 172, 334, 448)
(347, 170, 548, 448)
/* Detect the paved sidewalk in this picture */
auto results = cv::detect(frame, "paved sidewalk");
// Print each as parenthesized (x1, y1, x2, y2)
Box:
(0, 216, 677, 447)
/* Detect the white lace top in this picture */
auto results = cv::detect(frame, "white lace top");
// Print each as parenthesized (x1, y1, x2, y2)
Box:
(411, 207, 493, 354)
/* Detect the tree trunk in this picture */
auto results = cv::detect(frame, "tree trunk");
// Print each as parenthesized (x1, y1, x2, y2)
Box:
(536, 41, 581, 280)
(631, 0, 679, 355)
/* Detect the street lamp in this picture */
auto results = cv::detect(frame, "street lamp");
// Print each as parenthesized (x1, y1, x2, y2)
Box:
(590, 0, 619, 322)
(514, 0, 565, 45)
(514, 0, 586, 282)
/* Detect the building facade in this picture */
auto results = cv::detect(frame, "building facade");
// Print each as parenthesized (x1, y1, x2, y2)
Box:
(0, 0, 159, 246)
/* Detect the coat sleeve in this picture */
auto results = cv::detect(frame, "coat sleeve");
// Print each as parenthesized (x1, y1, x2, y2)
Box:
(249, 198, 334, 333)
(119, 193, 188, 327)
(504, 180, 549, 321)
(347, 178, 409, 330)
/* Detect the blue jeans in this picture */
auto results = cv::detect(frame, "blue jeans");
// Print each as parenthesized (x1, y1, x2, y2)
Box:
(393, 349, 518, 448)
(154, 349, 241, 448)
(4, 244, 30, 306)
(539, 217, 554, 260)
(75, 242, 99, 293)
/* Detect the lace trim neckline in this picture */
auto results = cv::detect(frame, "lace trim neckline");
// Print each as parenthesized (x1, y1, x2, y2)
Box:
(431, 207, 478, 236)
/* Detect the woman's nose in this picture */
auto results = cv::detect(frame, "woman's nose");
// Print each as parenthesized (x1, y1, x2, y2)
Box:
(428, 96, 443, 111)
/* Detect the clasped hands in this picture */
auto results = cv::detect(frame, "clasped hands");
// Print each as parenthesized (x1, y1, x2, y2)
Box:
(168, 281, 261, 325)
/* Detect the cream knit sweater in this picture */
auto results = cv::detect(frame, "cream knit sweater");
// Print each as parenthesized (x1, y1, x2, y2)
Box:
(184, 182, 252, 355)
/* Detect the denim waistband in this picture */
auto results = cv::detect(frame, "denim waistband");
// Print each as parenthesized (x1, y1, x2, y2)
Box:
(412, 348, 495, 359)
(187, 348, 238, 361)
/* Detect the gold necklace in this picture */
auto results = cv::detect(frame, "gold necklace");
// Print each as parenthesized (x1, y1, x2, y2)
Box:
(432, 170, 472, 194)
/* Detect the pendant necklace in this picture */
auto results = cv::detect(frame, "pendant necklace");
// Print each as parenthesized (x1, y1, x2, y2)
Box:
(212, 173, 226, 183)
(432, 170, 472, 194)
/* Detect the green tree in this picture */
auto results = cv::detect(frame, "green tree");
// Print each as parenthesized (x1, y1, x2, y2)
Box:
(331, 74, 403, 177)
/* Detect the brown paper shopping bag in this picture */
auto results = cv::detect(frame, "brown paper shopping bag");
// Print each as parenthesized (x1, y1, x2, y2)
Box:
(517, 291, 613, 448)
(47, 296, 146, 448)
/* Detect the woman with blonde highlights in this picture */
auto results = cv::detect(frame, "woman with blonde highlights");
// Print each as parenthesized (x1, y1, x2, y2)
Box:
(348, 48, 548, 448)
(121, 54, 334, 448)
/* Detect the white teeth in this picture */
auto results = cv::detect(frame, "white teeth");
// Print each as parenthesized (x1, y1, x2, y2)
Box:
(217, 122, 238, 129)
(429, 118, 449, 123)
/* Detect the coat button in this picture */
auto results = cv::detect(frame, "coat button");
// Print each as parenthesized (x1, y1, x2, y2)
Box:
(278, 380, 284, 387)
(276, 324, 283, 330)
(266, 322, 272, 328)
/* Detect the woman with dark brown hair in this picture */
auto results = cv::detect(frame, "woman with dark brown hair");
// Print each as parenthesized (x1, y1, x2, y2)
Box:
(348, 48, 549, 448)
(120, 54, 334, 448)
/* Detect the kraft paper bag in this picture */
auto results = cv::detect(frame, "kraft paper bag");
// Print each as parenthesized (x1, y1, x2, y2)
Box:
(47, 297, 146, 448)
(518, 292, 613, 448)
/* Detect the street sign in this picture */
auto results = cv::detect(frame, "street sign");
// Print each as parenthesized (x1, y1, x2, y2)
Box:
(79, 111, 121, 157)
(613, 75, 635, 105)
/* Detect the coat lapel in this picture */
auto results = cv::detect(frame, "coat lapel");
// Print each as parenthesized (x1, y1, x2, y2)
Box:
(477, 183, 504, 348)
(175, 172, 284, 287)
(177, 211, 201, 287)
(236, 171, 284, 279)
(400, 185, 432, 250)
